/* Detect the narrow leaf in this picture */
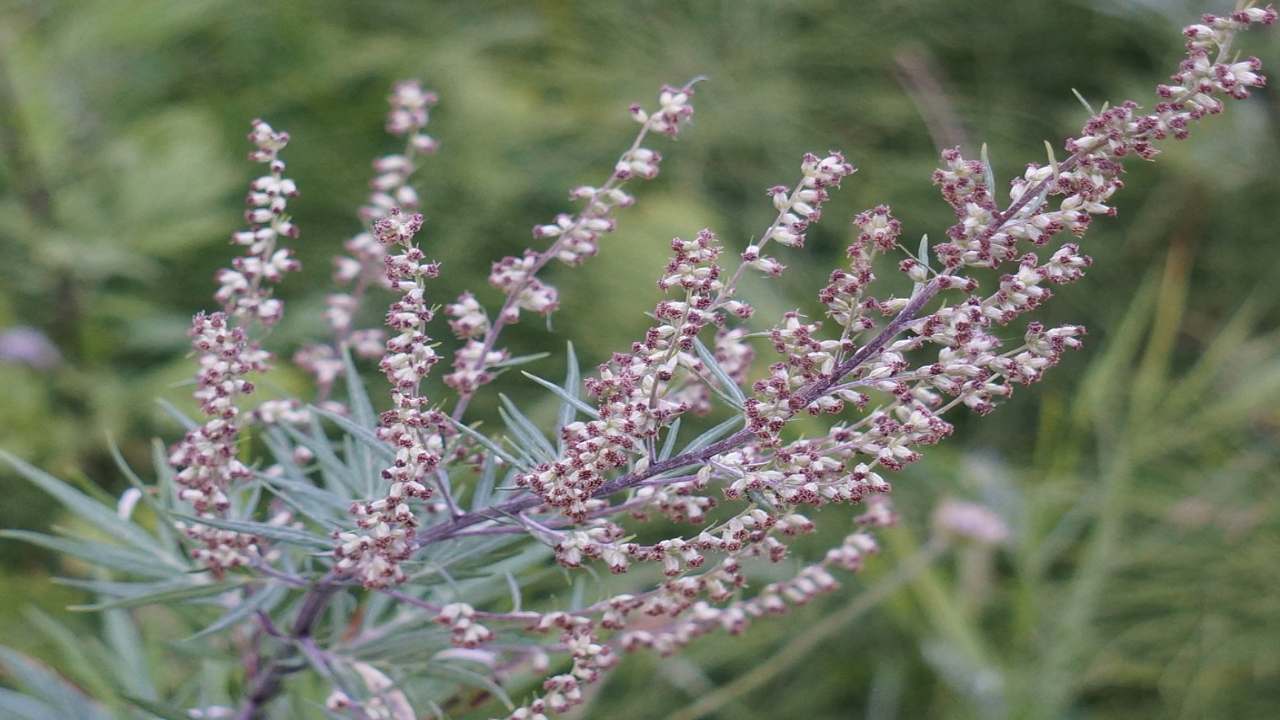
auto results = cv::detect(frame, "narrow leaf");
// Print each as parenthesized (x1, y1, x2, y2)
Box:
(691, 337, 745, 407)
(499, 394, 557, 461)
(447, 419, 529, 470)
(312, 405, 396, 462)
(172, 514, 332, 550)
(70, 580, 245, 612)
(521, 371, 598, 419)
(0, 450, 167, 558)
(0, 530, 179, 578)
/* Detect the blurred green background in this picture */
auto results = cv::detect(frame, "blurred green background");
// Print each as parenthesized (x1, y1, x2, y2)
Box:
(2, 0, 1279, 718)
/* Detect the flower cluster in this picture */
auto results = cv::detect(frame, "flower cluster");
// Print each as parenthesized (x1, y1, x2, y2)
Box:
(296, 80, 439, 399)
(148, 12, 1276, 719)
(333, 208, 448, 588)
(443, 83, 698, 405)
(519, 230, 723, 521)
(168, 312, 267, 574)
(214, 120, 300, 326)
(168, 123, 304, 576)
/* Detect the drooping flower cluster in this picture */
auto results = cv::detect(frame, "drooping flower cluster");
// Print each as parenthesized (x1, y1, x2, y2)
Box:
(443, 84, 698, 406)
(333, 208, 447, 588)
(214, 120, 300, 326)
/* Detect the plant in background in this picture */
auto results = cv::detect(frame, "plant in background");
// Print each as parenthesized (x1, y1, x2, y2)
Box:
(1, 5, 1275, 719)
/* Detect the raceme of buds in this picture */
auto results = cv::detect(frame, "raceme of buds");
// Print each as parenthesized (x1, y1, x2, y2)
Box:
(446, 82, 700, 409)
(216, 120, 300, 326)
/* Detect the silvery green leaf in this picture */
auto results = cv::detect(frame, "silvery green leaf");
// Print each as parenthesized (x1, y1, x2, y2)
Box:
(151, 438, 177, 514)
(106, 437, 179, 552)
(520, 371, 598, 420)
(0, 687, 61, 720)
(282, 422, 363, 496)
(678, 415, 745, 456)
(0, 449, 172, 560)
(313, 405, 396, 463)
(342, 346, 378, 431)
(122, 695, 192, 720)
(488, 351, 551, 369)
(342, 347, 380, 498)
(691, 336, 745, 408)
(186, 584, 288, 641)
(257, 474, 348, 528)
(499, 394, 556, 462)
(22, 608, 115, 702)
(0, 647, 110, 720)
(448, 418, 529, 471)
(425, 662, 514, 710)
(505, 571, 523, 613)
(470, 453, 499, 511)
(0, 530, 180, 578)
(154, 398, 198, 432)
(70, 579, 246, 612)
(1070, 87, 1096, 115)
(104, 606, 156, 700)
(173, 514, 332, 550)
(558, 341, 583, 443)
(980, 142, 997, 194)
(658, 417, 681, 460)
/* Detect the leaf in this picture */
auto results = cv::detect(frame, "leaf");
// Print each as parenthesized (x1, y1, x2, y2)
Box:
(0, 530, 180, 578)
(979, 142, 997, 194)
(0, 647, 109, 720)
(185, 583, 288, 641)
(0, 449, 171, 559)
(498, 393, 557, 462)
(342, 345, 378, 431)
(521, 371, 599, 419)
(312, 405, 396, 462)
(691, 336, 745, 407)
(487, 351, 551, 369)
(22, 608, 115, 701)
(122, 695, 192, 720)
(678, 415, 745, 456)
(70, 579, 245, 612)
(659, 417, 682, 461)
(425, 662, 514, 711)
(172, 514, 332, 550)
(447, 418, 529, 470)
(104, 607, 156, 700)
(470, 453, 499, 511)
(559, 341, 583, 438)
(0, 688, 60, 720)
(342, 347, 380, 499)
(106, 436, 179, 552)
(281, 422, 364, 496)
(155, 398, 198, 431)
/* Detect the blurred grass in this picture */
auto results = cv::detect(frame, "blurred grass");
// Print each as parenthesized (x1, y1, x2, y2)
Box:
(1, 0, 1279, 718)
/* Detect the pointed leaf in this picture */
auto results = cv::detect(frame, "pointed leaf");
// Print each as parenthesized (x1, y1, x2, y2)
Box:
(0, 530, 180, 578)
(71, 579, 245, 612)
(521, 371, 598, 419)
(0, 450, 167, 557)
(691, 337, 745, 407)
(499, 394, 556, 462)
(172, 514, 332, 550)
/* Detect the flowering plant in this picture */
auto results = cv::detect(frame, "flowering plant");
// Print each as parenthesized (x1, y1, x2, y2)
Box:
(2, 5, 1275, 719)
